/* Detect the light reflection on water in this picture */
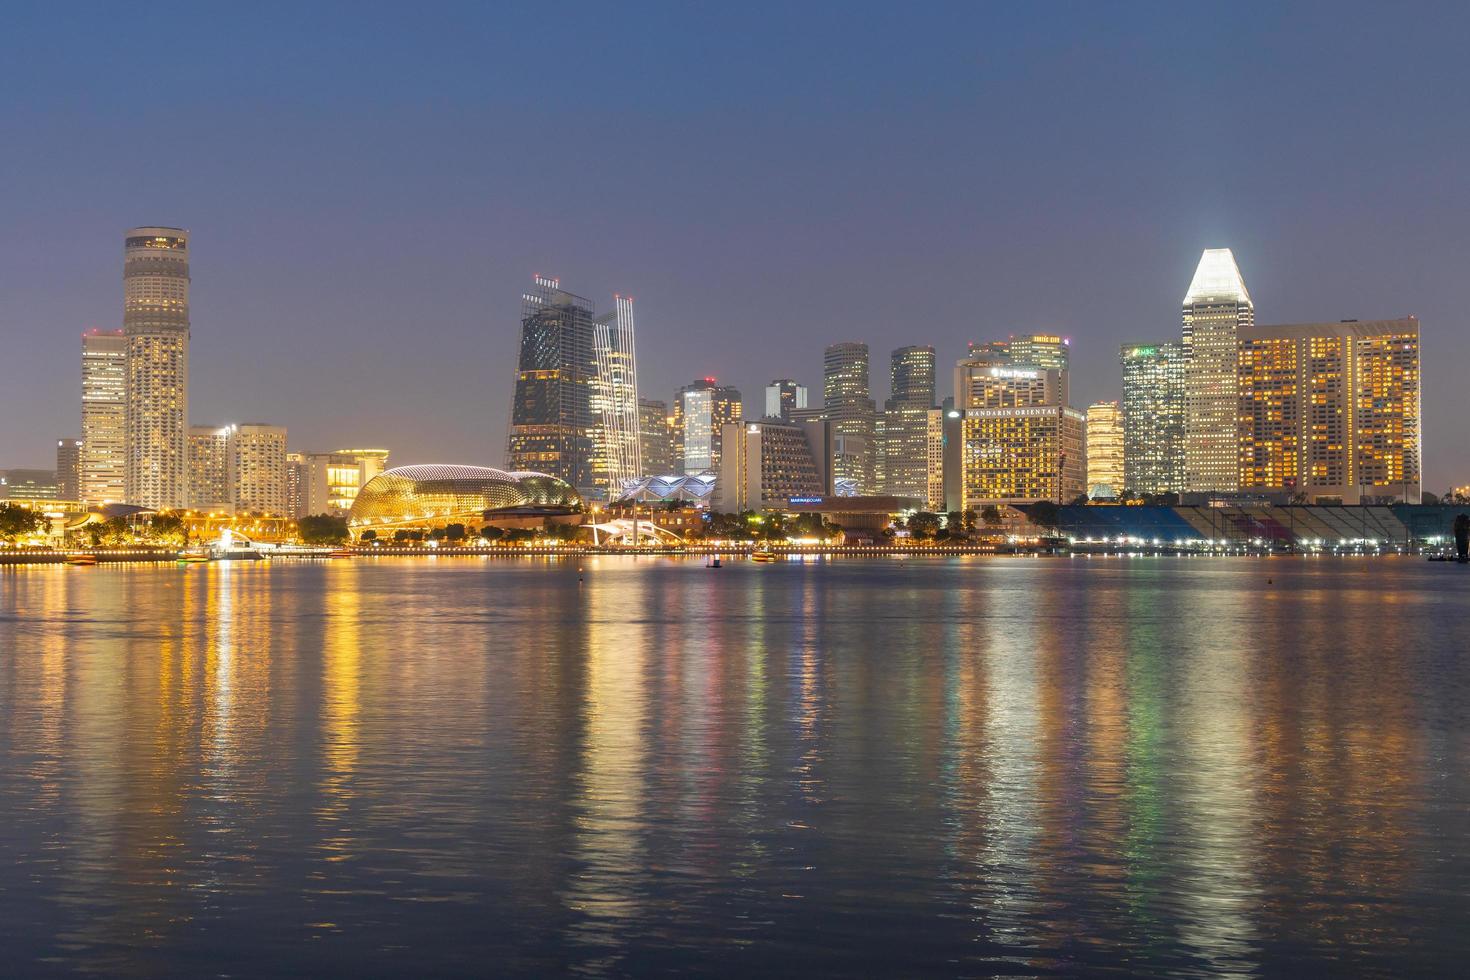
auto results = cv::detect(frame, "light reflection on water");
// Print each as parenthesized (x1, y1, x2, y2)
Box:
(1, 556, 1467, 976)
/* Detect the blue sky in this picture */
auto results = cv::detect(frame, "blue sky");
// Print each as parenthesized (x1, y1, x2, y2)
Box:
(2, 2, 1466, 486)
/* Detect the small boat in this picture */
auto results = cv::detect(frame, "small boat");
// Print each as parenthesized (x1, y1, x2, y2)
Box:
(328, 549, 354, 559)
(750, 550, 778, 563)
(707, 556, 722, 568)
(177, 551, 210, 564)
(66, 553, 98, 566)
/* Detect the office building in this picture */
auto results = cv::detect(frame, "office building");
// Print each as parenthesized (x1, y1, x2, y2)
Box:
(299, 449, 392, 515)
(966, 333, 1070, 372)
(1238, 317, 1421, 502)
(1182, 248, 1252, 493)
(187, 425, 231, 511)
(506, 276, 599, 493)
(227, 424, 288, 515)
(80, 328, 126, 505)
(1120, 342, 1186, 496)
(948, 406, 1086, 507)
(878, 407, 945, 510)
(55, 438, 82, 501)
(0, 470, 61, 501)
(887, 346, 935, 408)
(674, 378, 742, 474)
(123, 227, 191, 509)
(764, 379, 808, 421)
(286, 452, 306, 518)
(637, 398, 674, 477)
(714, 419, 829, 512)
(1085, 401, 1124, 498)
(823, 342, 876, 492)
(590, 295, 641, 492)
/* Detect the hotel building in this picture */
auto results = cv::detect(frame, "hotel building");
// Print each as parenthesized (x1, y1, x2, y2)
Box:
(1182, 248, 1253, 494)
(123, 227, 191, 509)
(187, 425, 232, 511)
(1238, 317, 1421, 502)
(80, 328, 126, 504)
(713, 419, 830, 512)
(227, 424, 288, 515)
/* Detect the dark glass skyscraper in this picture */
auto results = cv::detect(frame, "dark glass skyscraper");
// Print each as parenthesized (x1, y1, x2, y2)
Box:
(506, 276, 599, 492)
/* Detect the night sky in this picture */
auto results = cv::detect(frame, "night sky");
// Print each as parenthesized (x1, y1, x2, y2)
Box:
(2, 2, 1466, 488)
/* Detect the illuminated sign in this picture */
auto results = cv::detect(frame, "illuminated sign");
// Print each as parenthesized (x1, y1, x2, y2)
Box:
(988, 367, 1040, 379)
(788, 497, 823, 504)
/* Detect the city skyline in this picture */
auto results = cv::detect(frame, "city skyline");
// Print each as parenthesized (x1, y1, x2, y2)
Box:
(1, 4, 1466, 490)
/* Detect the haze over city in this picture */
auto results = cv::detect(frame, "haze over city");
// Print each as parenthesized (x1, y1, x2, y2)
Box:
(2, 2, 1466, 489)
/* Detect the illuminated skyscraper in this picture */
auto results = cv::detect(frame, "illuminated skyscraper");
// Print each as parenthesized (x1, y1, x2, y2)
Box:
(823, 342, 876, 492)
(637, 398, 674, 476)
(506, 275, 599, 493)
(1238, 318, 1420, 502)
(591, 295, 641, 491)
(1120, 342, 1186, 496)
(674, 379, 742, 474)
(1085, 401, 1124, 498)
(951, 407, 1086, 507)
(187, 425, 231, 510)
(887, 346, 935, 408)
(55, 438, 82, 502)
(123, 226, 190, 509)
(80, 329, 126, 505)
(879, 346, 939, 504)
(1182, 248, 1252, 493)
(764, 379, 808, 421)
(227, 423, 288, 515)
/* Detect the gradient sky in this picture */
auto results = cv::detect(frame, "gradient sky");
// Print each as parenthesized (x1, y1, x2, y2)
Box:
(2, 2, 1467, 488)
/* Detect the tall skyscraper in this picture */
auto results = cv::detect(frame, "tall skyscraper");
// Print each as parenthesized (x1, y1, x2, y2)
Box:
(1120, 342, 1186, 496)
(674, 379, 742, 474)
(947, 407, 1086, 507)
(956, 339, 1070, 406)
(764, 379, 808, 421)
(590, 295, 641, 491)
(1238, 318, 1421, 502)
(1182, 248, 1252, 494)
(123, 227, 190, 509)
(80, 328, 126, 505)
(506, 276, 599, 493)
(823, 342, 876, 492)
(1085, 401, 1124, 498)
(187, 425, 232, 511)
(227, 424, 288, 515)
(887, 346, 935, 408)
(55, 438, 82, 502)
(966, 333, 1070, 371)
(637, 398, 674, 476)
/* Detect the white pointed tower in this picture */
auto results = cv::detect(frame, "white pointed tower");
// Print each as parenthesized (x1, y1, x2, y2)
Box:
(1181, 248, 1252, 494)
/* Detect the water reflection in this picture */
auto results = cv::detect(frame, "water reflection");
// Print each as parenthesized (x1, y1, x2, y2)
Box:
(1, 557, 1467, 975)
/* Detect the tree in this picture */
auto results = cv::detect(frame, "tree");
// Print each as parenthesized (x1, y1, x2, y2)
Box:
(298, 513, 349, 544)
(480, 526, 504, 542)
(980, 505, 1003, 526)
(392, 529, 411, 543)
(962, 509, 978, 533)
(146, 512, 187, 545)
(1070, 493, 1090, 506)
(0, 503, 46, 543)
(946, 511, 965, 535)
(361, 529, 377, 541)
(907, 511, 941, 540)
(444, 523, 466, 542)
(1027, 500, 1061, 528)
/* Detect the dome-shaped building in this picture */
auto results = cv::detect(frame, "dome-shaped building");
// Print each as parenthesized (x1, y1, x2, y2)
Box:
(347, 465, 582, 537)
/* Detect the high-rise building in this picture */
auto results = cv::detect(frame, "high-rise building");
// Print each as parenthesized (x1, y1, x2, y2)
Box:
(955, 364, 1068, 409)
(506, 276, 599, 493)
(1085, 401, 1124, 498)
(227, 424, 288, 515)
(637, 398, 674, 476)
(299, 449, 391, 515)
(1238, 318, 1421, 502)
(887, 346, 936, 409)
(823, 342, 876, 492)
(948, 406, 1086, 507)
(0, 470, 60, 501)
(123, 227, 191, 509)
(674, 379, 742, 474)
(187, 425, 232, 511)
(286, 452, 306, 518)
(713, 419, 829, 512)
(764, 379, 808, 421)
(590, 295, 641, 492)
(1182, 248, 1253, 494)
(80, 328, 126, 505)
(966, 333, 1070, 371)
(55, 438, 82, 502)
(1120, 342, 1186, 496)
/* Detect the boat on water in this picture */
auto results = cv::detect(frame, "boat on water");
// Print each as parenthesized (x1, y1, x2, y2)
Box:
(66, 553, 98, 566)
(177, 551, 210, 564)
(750, 550, 778, 563)
(207, 529, 265, 561)
(328, 549, 354, 559)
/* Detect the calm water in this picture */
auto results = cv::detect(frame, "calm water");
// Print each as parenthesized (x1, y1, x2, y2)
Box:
(1, 556, 1468, 977)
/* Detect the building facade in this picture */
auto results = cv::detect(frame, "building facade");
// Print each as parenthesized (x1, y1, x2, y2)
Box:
(949, 406, 1086, 507)
(123, 227, 191, 509)
(1085, 401, 1124, 498)
(1238, 318, 1421, 502)
(506, 276, 599, 493)
(637, 397, 674, 476)
(298, 449, 392, 515)
(590, 295, 641, 492)
(823, 342, 876, 492)
(878, 406, 944, 510)
(955, 364, 1068, 410)
(764, 379, 808, 421)
(227, 424, 288, 515)
(674, 379, 742, 474)
(1182, 248, 1253, 494)
(187, 425, 232, 511)
(55, 438, 82, 502)
(1120, 342, 1186, 496)
(80, 328, 127, 505)
(714, 419, 829, 512)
